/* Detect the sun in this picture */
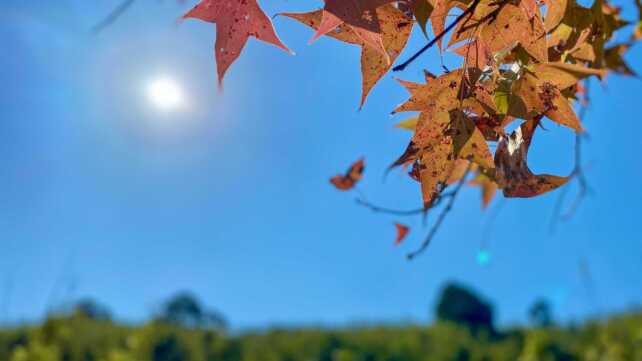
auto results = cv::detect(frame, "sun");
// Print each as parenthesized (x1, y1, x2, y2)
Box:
(146, 77, 185, 111)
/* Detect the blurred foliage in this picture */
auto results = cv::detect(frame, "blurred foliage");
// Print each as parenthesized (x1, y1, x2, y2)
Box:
(0, 311, 640, 361)
(0, 285, 639, 361)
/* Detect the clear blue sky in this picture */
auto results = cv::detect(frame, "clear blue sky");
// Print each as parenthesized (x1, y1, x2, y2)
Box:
(0, 0, 640, 329)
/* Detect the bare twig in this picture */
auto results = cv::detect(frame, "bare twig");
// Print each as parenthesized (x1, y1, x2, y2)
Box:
(407, 164, 472, 260)
(355, 199, 426, 216)
(480, 197, 507, 251)
(92, 0, 138, 34)
(549, 182, 570, 233)
(393, 0, 482, 72)
(562, 132, 590, 220)
(356, 190, 455, 216)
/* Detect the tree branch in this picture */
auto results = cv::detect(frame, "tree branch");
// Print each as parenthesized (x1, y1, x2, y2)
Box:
(355, 199, 426, 216)
(92, 0, 137, 34)
(393, 0, 482, 72)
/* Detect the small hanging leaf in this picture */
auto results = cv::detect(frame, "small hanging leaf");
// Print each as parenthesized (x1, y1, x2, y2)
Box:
(394, 223, 411, 245)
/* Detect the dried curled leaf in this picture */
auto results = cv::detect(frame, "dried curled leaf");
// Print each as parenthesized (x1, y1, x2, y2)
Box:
(495, 119, 570, 198)
(330, 158, 366, 191)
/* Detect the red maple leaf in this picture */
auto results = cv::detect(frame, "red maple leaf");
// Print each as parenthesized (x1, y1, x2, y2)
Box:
(183, 0, 291, 86)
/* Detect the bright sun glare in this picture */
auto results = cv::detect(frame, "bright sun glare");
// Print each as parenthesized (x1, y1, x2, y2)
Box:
(147, 77, 185, 111)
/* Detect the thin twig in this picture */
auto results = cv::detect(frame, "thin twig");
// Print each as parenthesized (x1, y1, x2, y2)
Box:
(549, 183, 570, 234)
(562, 133, 589, 220)
(393, 0, 482, 72)
(407, 164, 472, 260)
(480, 197, 507, 251)
(356, 190, 455, 216)
(355, 199, 425, 216)
(92, 0, 137, 34)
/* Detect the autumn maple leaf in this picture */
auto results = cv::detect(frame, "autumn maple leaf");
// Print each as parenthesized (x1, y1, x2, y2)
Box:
(183, 0, 291, 86)
(309, 0, 398, 59)
(283, 5, 413, 108)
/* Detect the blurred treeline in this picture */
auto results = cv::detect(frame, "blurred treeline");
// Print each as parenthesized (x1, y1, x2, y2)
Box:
(1, 284, 640, 361)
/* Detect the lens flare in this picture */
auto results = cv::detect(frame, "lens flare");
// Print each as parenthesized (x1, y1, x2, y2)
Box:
(477, 249, 491, 266)
(147, 77, 185, 111)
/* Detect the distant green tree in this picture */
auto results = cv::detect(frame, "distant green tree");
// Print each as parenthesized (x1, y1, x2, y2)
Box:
(529, 300, 553, 327)
(73, 298, 112, 321)
(435, 283, 494, 334)
(158, 292, 226, 330)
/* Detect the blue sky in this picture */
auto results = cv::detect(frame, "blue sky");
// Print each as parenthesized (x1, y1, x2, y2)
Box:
(0, 0, 640, 329)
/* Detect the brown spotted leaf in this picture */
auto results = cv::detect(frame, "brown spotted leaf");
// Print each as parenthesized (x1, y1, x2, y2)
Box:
(447, 160, 477, 185)
(511, 72, 583, 131)
(409, 0, 435, 37)
(529, 62, 607, 90)
(309, 0, 398, 58)
(447, 0, 500, 48)
(451, 38, 495, 70)
(431, 0, 468, 50)
(391, 111, 492, 207)
(543, 0, 568, 32)
(393, 68, 482, 114)
(479, 3, 548, 63)
(520, 0, 539, 19)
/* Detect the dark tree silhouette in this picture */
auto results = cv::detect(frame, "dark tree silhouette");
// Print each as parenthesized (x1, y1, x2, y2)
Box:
(529, 299, 554, 327)
(435, 283, 494, 334)
(158, 291, 226, 330)
(73, 298, 112, 321)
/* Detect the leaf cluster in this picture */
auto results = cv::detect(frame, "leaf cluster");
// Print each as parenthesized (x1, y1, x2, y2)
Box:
(182, 0, 640, 253)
